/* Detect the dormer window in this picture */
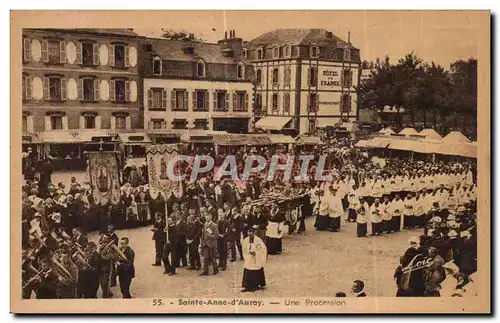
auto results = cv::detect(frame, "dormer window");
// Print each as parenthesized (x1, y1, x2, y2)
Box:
(152, 57, 162, 75)
(243, 49, 248, 59)
(310, 46, 320, 58)
(273, 46, 280, 59)
(197, 60, 205, 77)
(343, 47, 351, 61)
(285, 45, 292, 58)
(257, 47, 264, 60)
(237, 62, 245, 79)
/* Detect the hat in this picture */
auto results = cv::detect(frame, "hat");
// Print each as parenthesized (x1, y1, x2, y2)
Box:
(460, 231, 472, 239)
(430, 216, 442, 223)
(408, 237, 419, 245)
(448, 230, 458, 238)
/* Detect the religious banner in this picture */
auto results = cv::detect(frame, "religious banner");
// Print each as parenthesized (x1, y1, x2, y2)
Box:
(146, 144, 184, 200)
(88, 151, 120, 206)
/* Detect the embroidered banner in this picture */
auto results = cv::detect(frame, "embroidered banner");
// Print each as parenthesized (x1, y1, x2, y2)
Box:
(146, 144, 184, 200)
(88, 151, 120, 206)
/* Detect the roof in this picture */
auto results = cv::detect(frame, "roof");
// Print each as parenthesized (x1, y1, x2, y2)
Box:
(295, 135, 323, 146)
(378, 127, 395, 135)
(149, 38, 247, 64)
(267, 134, 295, 145)
(213, 134, 272, 146)
(246, 28, 357, 49)
(366, 137, 391, 148)
(419, 128, 442, 140)
(29, 28, 141, 38)
(438, 142, 477, 158)
(355, 139, 370, 148)
(398, 127, 419, 136)
(442, 131, 471, 144)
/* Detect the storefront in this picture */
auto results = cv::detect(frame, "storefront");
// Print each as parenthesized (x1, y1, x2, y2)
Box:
(118, 132, 151, 158)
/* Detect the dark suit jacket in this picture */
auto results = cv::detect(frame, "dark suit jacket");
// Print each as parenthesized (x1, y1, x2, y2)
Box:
(76, 234, 89, 248)
(201, 221, 218, 248)
(118, 246, 135, 278)
(152, 220, 166, 242)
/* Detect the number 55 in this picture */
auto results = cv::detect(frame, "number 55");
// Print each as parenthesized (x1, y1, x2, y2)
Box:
(153, 299, 163, 306)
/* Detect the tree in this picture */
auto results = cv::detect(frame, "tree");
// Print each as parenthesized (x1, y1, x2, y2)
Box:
(160, 29, 203, 42)
(449, 59, 477, 138)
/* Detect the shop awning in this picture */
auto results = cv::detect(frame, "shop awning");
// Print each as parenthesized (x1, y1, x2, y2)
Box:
(22, 133, 43, 144)
(366, 137, 391, 148)
(355, 139, 369, 148)
(213, 134, 273, 146)
(118, 132, 151, 145)
(295, 135, 323, 146)
(255, 116, 293, 131)
(267, 134, 295, 145)
(41, 131, 104, 144)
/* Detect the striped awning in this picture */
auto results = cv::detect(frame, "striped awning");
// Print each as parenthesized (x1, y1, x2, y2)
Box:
(213, 134, 273, 146)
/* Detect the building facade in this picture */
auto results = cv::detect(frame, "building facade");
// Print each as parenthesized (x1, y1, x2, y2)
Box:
(22, 28, 142, 162)
(141, 30, 254, 143)
(245, 29, 361, 134)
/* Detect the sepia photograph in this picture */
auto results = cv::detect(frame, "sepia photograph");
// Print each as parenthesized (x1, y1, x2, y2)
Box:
(10, 10, 490, 314)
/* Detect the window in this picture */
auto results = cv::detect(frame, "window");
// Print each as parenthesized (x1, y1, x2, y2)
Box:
(116, 115, 127, 129)
(285, 46, 291, 58)
(215, 91, 229, 111)
(308, 118, 316, 132)
(45, 77, 62, 100)
(310, 46, 320, 58)
(82, 79, 95, 101)
(284, 66, 291, 86)
(343, 48, 351, 61)
(114, 45, 126, 68)
(82, 43, 94, 66)
(257, 47, 263, 60)
(254, 93, 262, 109)
(152, 57, 162, 75)
(42, 40, 65, 64)
(294, 46, 300, 57)
(148, 88, 166, 109)
(84, 115, 96, 129)
(194, 119, 208, 130)
(151, 119, 164, 130)
(283, 92, 291, 115)
(48, 41, 61, 64)
(256, 69, 262, 85)
(243, 49, 248, 59)
(275, 47, 280, 58)
(171, 90, 188, 110)
(143, 43, 152, 52)
(193, 90, 209, 111)
(51, 115, 63, 130)
(340, 94, 351, 112)
(114, 80, 127, 102)
(333, 50, 338, 60)
(233, 91, 248, 112)
(272, 68, 279, 85)
(272, 93, 279, 112)
(342, 69, 353, 87)
(172, 119, 188, 130)
(197, 61, 205, 77)
(237, 63, 245, 79)
(22, 115, 28, 133)
(308, 92, 318, 112)
(308, 67, 318, 87)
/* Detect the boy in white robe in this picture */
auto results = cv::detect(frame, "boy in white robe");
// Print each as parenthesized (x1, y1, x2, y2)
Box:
(327, 187, 343, 232)
(370, 198, 383, 236)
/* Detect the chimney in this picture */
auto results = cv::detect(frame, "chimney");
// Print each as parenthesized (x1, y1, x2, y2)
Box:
(225, 31, 228, 39)
(218, 29, 243, 57)
(348, 30, 351, 44)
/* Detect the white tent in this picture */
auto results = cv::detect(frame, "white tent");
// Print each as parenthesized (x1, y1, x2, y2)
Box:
(398, 127, 419, 136)
(378, 127, 395, 135)
(419, 128, 442, 140)
(442, 131, 471, 144)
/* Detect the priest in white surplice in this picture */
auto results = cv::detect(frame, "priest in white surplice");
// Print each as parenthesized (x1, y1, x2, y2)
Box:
(327, 186, 343, 232)
(241, 227, 267, 292)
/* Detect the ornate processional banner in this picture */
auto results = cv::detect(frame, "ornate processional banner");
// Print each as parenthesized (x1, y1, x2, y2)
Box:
(146, 144, 184, 200)
(88, 151, 121, 206)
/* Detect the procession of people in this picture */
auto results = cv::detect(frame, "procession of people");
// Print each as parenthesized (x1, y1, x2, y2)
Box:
(21, 135, 478, 298)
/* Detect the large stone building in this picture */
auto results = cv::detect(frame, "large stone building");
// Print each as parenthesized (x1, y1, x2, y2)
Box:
(22, 28, 142, 164)
(245, 29, 361, 134)
(141, 30, 254, 143)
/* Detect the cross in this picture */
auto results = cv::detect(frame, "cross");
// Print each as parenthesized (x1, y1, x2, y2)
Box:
(98, 138, 104, 151)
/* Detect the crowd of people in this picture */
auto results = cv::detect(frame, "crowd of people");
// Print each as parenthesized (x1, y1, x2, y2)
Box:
(21, 137, 478, 298)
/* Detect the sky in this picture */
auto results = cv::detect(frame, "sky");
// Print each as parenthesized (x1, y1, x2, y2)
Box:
(133, 10, 485, 68)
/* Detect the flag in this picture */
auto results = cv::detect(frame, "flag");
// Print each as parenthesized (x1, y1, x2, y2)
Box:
(146, 144, 184, 200)
(88, 151, 120, 206)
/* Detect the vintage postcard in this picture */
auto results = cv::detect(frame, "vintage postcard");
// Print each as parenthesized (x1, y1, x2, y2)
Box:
(10, 10, 491, 314)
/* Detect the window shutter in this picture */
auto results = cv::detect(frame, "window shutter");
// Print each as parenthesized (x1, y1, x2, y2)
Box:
(348, 95, 352, 111)
(44, 116, 51, 131)
(95, 116, 101, 129)
(204, 91, 209, 110)
(125, 81, 130, 101)
(213, 91, 217, 111)
(93, 79, 100, 101)
(225, 93, 229, 110)
(43, 77, 49, 100)
(109, 80, 116, 101)
(60, 78, 67, 100)
(25, 77, 32, 100)
(41, 40, 49, 63)
(232, 92, 237, 110)
(161, 90, 167, 108)
(79, 115, 85, 129)
(77, 79, 83, 100)
(349, 70, 353, 87)
(245, 93, 249, 112)
(59, 41, 66, 64)
(192, 91, 197, 110)
(110, 116, 116, 130)
(341, 71, 345, 87)
(316, 93, 319, 111)
(93, 44, 99, 66)
(307, 93, 310, 111)
(307, 68, 311, 86)
(170, 90, 175, 109)
(76, 42, 82, 64)
(126, 116, 131, 129)
(277, 93, 281, 112)
(124, 46, 130, 67)
(146, 89, 153, 108)
(23, 39, 31, 62)
(183, 91, 188, 110)
(109, 45, 115, 67)
(147, 120, 152, 130)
